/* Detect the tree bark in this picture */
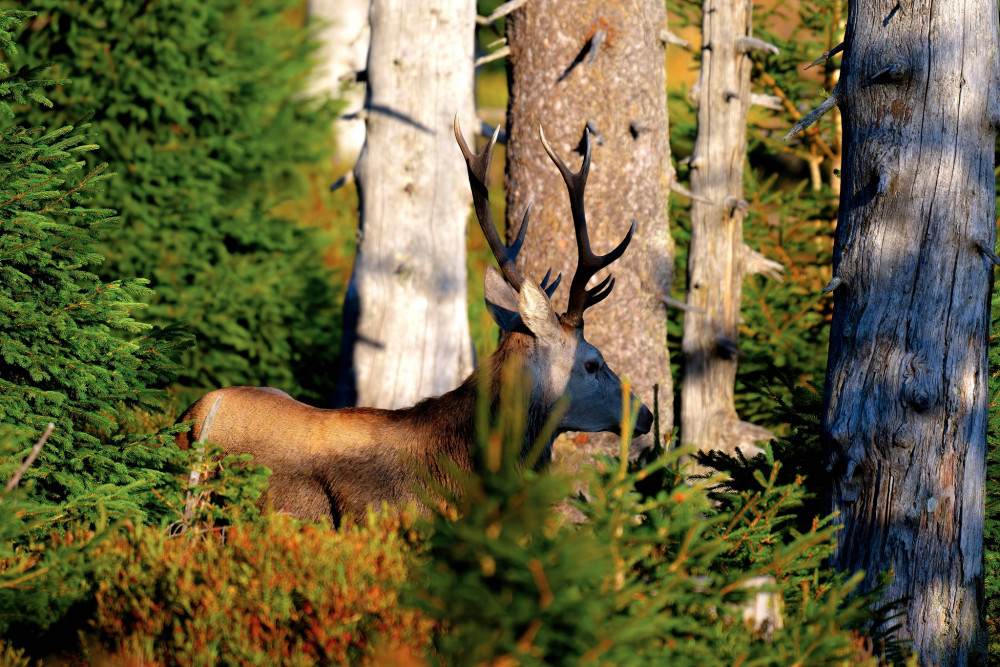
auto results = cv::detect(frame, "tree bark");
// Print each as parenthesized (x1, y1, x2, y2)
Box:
(680, 0, 779, 457)
(335, 0, 476, 409)
(305, 0, 370, 162)
(505, 0, 674, 457)
(821, 0, 995, 662)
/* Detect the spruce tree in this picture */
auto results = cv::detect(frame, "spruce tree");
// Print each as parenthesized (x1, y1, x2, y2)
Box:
(0, 9, 191, 527)
(414, 383, 887, 664)
(9, 0, 340, 403)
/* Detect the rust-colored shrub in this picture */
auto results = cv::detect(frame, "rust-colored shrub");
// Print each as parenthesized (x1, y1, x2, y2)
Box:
(90, 511, 432, 665)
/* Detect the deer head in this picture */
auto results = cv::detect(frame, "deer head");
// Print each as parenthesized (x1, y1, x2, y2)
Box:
(455, 118, 653, 443)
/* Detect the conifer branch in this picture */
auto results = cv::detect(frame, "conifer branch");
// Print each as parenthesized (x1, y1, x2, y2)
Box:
(0, 175, 57, 208)
(755, 65, 837, 161)
(183, 396, 224, 521)
(39, 164, 110, 215)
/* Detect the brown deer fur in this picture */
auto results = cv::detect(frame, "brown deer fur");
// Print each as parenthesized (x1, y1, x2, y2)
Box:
(175, 331, 548, 524)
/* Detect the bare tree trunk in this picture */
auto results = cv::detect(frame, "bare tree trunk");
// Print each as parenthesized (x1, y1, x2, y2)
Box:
(335, 0, 476, 409)
(306, 0, 370, 162)
(680, 0, 779, 456)
(505, 0, 674, 457)
(818, 0, 995, 661)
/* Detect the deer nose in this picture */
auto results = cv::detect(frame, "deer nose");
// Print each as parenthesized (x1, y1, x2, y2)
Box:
(633, 403, 654, 436)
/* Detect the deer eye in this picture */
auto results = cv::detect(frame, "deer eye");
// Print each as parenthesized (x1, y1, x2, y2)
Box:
(584, 360, 599, 374)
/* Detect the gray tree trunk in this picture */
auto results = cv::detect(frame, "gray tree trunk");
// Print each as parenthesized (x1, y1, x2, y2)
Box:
(819, 0, 995, 661)
(680, 0, 779, 456)
(504, 0, 674, 457)
(306, 0, 370, 162)
(335, 0, 477, 409)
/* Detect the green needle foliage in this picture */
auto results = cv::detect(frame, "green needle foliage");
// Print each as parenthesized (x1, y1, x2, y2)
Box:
(0, 8, 192, 528)
(9, 0, 340, 403)
(0, 7, 194, 641)
(413, 379, 885, 665)
(986, 247, 1000, 663)
(0, 431, 111, 637)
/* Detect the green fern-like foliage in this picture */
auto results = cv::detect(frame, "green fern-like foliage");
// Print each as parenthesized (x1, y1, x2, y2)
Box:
(9, 0, 341, 403)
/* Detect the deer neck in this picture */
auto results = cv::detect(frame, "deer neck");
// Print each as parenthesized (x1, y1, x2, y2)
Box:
(400, 330, 554, 468)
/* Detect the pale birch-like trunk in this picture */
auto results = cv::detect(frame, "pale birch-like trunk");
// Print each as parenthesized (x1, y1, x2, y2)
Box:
(335, 0, 477, 409)
(306, 0, 370, 162)
(505, 0, 674, 457)
(680, 0, 778, 455)
(819, 0, 996, 661)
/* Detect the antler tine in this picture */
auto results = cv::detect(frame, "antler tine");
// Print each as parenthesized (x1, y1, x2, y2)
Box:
(540, 268, 563, 298)
(539, 124, 636, 327)
(508, 202, 532, 258)
(455, 114, 525, 291)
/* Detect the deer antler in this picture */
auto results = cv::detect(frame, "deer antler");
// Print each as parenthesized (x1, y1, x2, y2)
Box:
(454, 115, 561, 297)
(539, 125, 635, 328)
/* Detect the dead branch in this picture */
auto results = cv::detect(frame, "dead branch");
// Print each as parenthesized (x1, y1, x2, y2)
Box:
(784, 89, 840, 141)
(743, 245, 785, 282)
(750, 93, 784, 111)
(659, 28, 693, 50)
(736, 36, 780, 55)
(4, 423, 54, 494)
(805, 42, 844, 71)
(669, 179, 712, 205)
(477, 0, 530, 25)
(183, 396, 224, 521)
(475, 46, 511, 68)
(660, 294, 707, 315)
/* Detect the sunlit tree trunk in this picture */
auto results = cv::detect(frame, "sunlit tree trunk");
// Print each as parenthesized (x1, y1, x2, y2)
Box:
(335, 0, 476, 409)
(505, 0, 674, 457)
(680, 0, 780, 457)
(305, 0, 370, 162)
(818, 0, 996, 661)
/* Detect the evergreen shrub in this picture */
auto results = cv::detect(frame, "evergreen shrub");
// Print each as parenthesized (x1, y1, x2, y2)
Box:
(412, 379, 887, 665)
(0, 8, 200, 643)
(0, 431, 109, 638)
(0, 8, 191, 530)
(10, 0, 341, 403)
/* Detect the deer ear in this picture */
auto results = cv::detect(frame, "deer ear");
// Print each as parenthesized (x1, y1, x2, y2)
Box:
(518, 278, 562, 339)
(484, 265, 521, 333)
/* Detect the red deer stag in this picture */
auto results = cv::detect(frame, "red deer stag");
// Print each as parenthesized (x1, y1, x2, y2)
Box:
(176, 118, 653, 523)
